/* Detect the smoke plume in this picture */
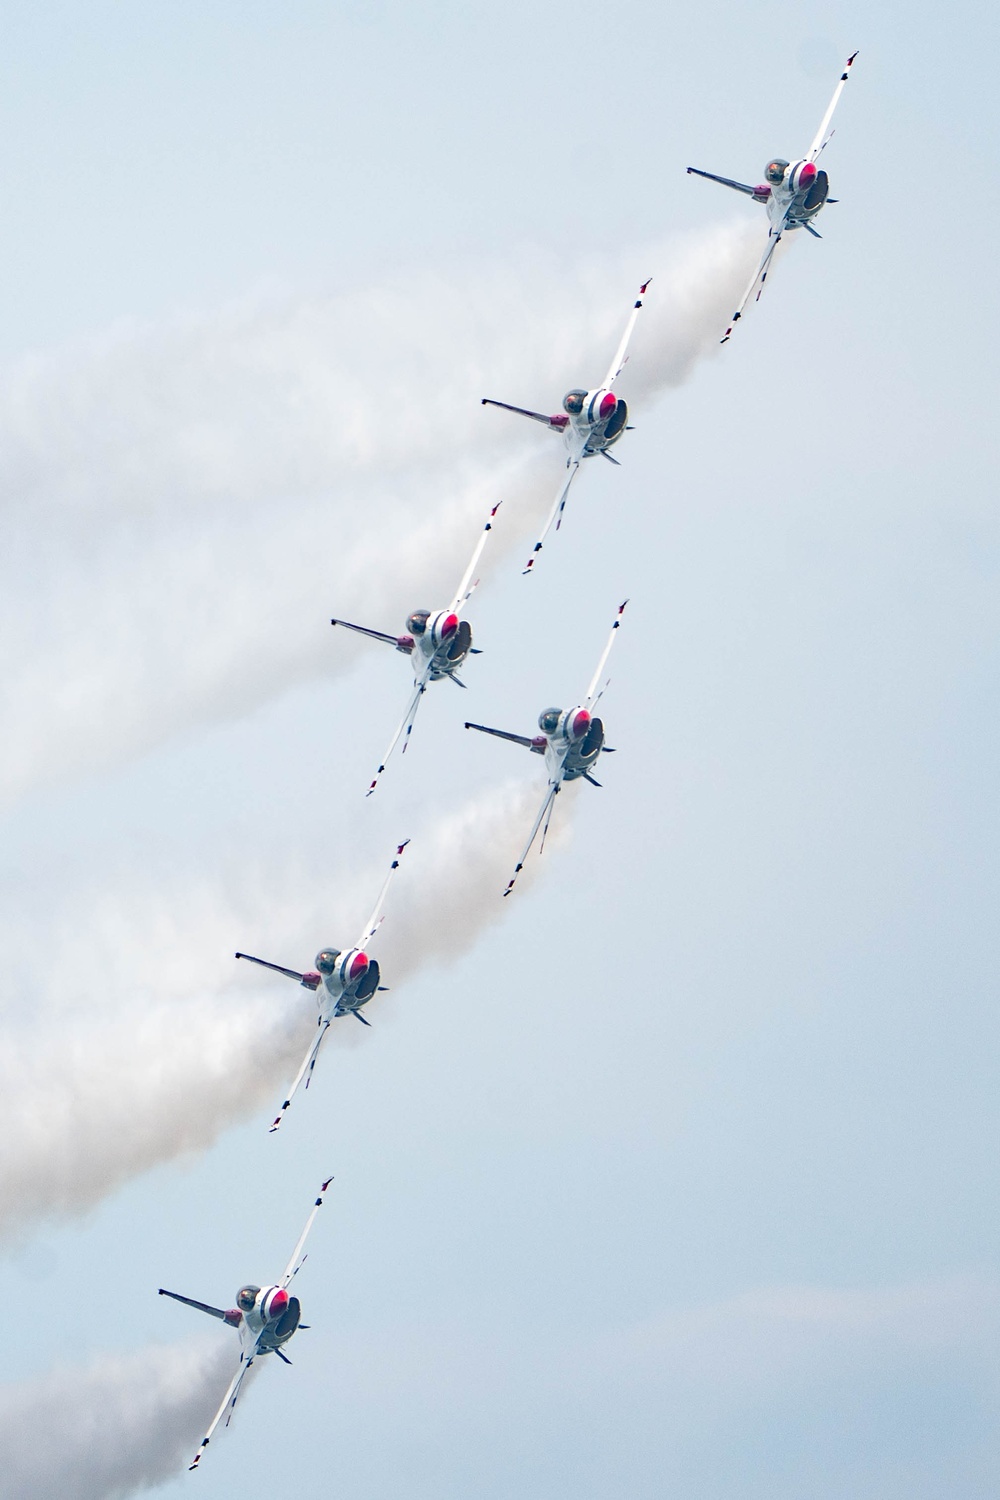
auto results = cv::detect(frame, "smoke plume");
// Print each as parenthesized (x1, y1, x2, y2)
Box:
(0, 778, 567, 1240)
(0, 1337, 233, 1500)
(0, 223, 759, 806)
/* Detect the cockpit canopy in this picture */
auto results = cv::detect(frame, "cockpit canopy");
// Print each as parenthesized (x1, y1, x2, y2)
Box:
(764, 158, 789, 185)
(237, 1285, 260, 1311)
(315, 948, 341, 975)
(562, 389, 586, 415)
(406, 610, 430, 635)
(538, 707, 562, 735)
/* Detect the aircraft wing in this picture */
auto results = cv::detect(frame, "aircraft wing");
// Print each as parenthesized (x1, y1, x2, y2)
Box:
(331, 618, 403, 647)
(503, 779, 561, 897)
(280, 1175, 335, 1288)
(481, 398, 565, 429)
(523, 459, 581, 574)
(188, 1357, 253, 1471)
(584, 600, 629, 710)
(355, 840, 410, 949)
(601, 278, 652, 391)
(807, 51, 859, 162)
(686, 166, 758, 196)
(464, 721, 537, 750)
(366, 663, 435, 795)
(235, 953, 321, 991)
(269, 1020, 331, 1133)
(449, 502, 501, 614)
(720, 225, 786, 343)
(158, 1289, 232, 1323)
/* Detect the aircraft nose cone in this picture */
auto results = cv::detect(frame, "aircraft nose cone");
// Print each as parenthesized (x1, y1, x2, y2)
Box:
(440, 613, 459, 638)
(571, 708, 591, 739)
(598, 392, 617, 420)
(799, 161, 817, 184)
(266, 1288, 289, 1320)
(349, 951, 369, 981)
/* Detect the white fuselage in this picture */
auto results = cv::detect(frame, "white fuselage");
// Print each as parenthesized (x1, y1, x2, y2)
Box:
(563, 392, 628, 460)
(404, 607, 473, 683)
(540, 706, 605, 783)
(313, 948, 374, 1021)
(765, 159, 829, 232)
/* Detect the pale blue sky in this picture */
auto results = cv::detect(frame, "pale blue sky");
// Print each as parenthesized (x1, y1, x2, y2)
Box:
(1, 1, 998, 1496)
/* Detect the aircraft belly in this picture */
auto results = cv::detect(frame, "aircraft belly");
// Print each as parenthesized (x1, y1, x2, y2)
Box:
(320, 978, 344, 1020)
(564, 717, 605, 777)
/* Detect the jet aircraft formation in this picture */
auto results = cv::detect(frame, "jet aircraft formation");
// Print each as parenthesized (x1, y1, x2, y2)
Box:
(156, 54, 859, 1472)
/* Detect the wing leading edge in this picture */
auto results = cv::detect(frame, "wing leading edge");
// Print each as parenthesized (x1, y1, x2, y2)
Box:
(807, 50, 859, 162)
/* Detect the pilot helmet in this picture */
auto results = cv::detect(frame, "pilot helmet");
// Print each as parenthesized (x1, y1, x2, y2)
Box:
(764, 158, 789, 185)
(562, 389, 586, 415)
(315, 948, 341, 975)
(406, 610, 430, 635)
(237, 1285, 260, 1311)
(538, 707, 562, 735)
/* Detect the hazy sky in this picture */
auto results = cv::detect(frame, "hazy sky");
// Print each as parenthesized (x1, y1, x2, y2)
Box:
(1, 1, 998, 1497)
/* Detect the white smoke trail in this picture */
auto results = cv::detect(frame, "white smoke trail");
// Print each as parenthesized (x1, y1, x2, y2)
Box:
(0, 778, 568, 1239)
(0, 1337, 233, 1500)
(0, 223, 759, 807)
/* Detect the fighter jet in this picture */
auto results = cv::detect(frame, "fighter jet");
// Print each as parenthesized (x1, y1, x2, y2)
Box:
(482, 281, 650, 573)
(465, 601, 627, 895)
(159, 1175, 332, 1472)
(688, 50, 858, 341)
(235, 841, 408, 1131)
(331, 503, 500, 796)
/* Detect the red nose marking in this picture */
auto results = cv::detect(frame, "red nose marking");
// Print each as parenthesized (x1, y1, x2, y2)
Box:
(349, 951, 369, 980)
(799, 162, 817, 184)
(571, 709, 591, 738)
(267, 1288, 289, 1319)
(440, 613, 459, 637)
(599, 392, 617, 420)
